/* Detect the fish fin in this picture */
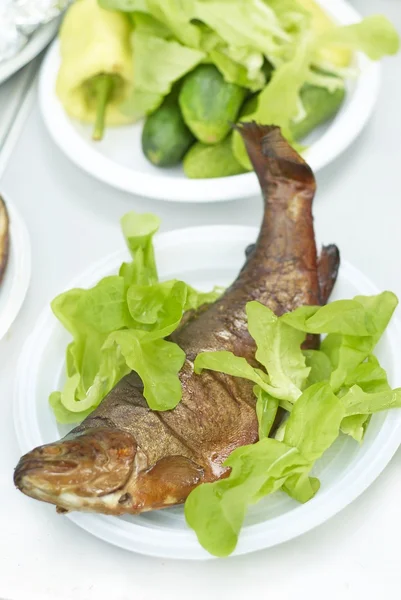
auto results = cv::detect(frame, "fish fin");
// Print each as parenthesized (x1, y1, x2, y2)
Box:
(133, 456, 205, 509)
(303, 244, 340, 349)
(245, 243, 256, 259)
(318, 244, 340, 304)
(235, 122, 315, 189)
(302, 334, 321, 351)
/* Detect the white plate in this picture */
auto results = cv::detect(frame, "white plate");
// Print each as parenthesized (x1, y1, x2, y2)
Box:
(13, 225, 401, 560)
(0, 201, 31, 341)
(38, 0, 380, 203)
(0, 20, 59, 85)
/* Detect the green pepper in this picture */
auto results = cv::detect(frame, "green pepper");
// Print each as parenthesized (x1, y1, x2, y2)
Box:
(56, 0, 134, 140)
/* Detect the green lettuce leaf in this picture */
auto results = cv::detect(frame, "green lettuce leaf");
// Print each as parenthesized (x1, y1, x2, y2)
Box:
(329, 293, 397, 392)
(63, 277, 128, 334)
(343, 355, 390, 394)
(231, 13, 399, 169)
(126, 280, 188, 340)
(209, 46, 266, 91)
(317, 15, 399, 61)
(281, 292, 397, 336)
(353, 293, 399, 343)
(197, 22, 267, 90)
(100, 0, 201, 46)
(51, 286, 121, 405)
(283, 471, 320, 503)
(303, 349, 332, 386)
(340, 414, 370, 444)
(120, 211, 160, 285)
(185, 438, 309, 556)
(194, 350, 268, 387)
(339, 355, 390, 441)
(101, 0, 399, 150)
(184, 284, 223, 311)
(187, 288, 399, 555)
(282, 382, 344, 502)
(145, 0, 200, 47)
(246, 301, 309, 401)
(321, 333, 374, 392)
(129, 12, 173, 39)
(122, 31, 205, 119)
(232, 35, 314, 169)
(194, 0, 297, 60)
(105, 330, 186, 410)
(51, 283, 125, 337)
(99, 0, 148, 10)
(337, 352, 399, 441)
(126, 279, 222, 337)
(342, 385, 401, 417)
(282, 300, 378, 335)
(50, 211, 219, 422)
(49, 340, 130, 424)
(284, 382, 345, 461)
(255, 386, 279, 439)
(186, 381, 345, 555)
(282, 292, 397, 392)
(127, 280, 176, 325)
(49, 391, 94, 424)
(194, 350, 293, 412)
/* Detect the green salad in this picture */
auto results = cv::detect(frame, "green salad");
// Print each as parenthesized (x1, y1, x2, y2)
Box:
(56, 0, 399, 178)
(187, 294, 401, 555)
(49, 212, 221, 423)
(50, 212, 401, 556)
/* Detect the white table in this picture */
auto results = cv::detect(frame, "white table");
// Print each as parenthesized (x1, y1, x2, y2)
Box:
(0, 61, 38, 166)
(1, 1, 400, 598)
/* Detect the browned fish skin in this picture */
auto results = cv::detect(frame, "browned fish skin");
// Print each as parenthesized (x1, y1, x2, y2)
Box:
(14, 124, 340, 515)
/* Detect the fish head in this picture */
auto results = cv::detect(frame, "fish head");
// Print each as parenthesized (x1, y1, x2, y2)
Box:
(13, 428, 137, 511)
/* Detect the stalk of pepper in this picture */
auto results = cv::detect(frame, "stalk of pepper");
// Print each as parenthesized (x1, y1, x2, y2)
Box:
(56, 0, 134, 140)
(90, 74, 115, 141)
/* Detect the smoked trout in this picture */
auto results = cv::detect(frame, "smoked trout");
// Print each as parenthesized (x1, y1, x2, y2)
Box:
(14, 124, 339, 514)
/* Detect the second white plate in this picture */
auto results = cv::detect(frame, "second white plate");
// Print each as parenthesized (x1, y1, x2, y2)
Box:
(38, 0, 380, 203)
(13, 225, 401, 560)
(0, 201, 31, 341)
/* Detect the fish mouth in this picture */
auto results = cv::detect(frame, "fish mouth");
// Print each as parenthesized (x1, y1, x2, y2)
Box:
(14, 428, 137, 512)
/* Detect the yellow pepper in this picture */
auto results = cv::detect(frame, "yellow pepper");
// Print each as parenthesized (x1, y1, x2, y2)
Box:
(297, 0, 352, 67)
(56, 0, 134, 140)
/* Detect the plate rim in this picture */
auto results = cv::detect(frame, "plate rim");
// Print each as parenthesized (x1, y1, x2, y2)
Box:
(13, 224, 401, 560)
(0, 201, 31, 341)
(38, 0, 381, 203)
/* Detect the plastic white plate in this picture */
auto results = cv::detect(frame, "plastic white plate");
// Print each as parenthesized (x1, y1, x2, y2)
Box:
(13, 225, 401, 560)
(0, 20, 59, 85)
(0, 201, 31, 341)
(38, 0, 380, 203)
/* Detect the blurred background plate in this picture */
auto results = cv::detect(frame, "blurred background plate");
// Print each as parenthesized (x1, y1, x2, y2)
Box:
(38, 0, 380, 203)
(0, 19, 59, 86)
(0, 200, 31, 341)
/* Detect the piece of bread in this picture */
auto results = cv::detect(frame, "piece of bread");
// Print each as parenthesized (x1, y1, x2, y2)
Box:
(0, 195, 10, 285)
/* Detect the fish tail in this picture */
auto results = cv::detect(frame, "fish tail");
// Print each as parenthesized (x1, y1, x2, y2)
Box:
(229, 121, 324, 316)
(235, 122, 316, 191)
